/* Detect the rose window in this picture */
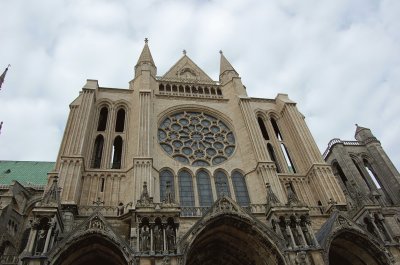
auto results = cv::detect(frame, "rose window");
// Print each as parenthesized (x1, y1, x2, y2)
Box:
(158, 111, 236, 166)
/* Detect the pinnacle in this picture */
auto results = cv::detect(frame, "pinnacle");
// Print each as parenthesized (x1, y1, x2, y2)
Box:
(219, 51, 238, 77)
(136, 38, 155, 66)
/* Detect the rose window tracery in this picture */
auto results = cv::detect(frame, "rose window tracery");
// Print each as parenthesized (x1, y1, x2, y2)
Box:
(158, 111, 236, 166)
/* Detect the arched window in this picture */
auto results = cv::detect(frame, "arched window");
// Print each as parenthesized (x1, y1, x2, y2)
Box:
(160, 170, 174, 202)
(196, 170, 213, 206)
(257, 117, 269, 140)
(97, 107, 108, 131)
(159, 84, 165, 91)
(232, 171, 250, 206)
(281, 143, 296, 173)
(178, 170, 195, 206)
(364, 159, 381, 189)
(332, 162, 348, 187)
(267, 143, 281, 173)
(270, 118, 283, 141)
(215, 170, 231, 198)
(115, 109, 125, 132)
(352, 159, 372, 191)
(92, 135, 104, 168)
(111, 136, 123, 169)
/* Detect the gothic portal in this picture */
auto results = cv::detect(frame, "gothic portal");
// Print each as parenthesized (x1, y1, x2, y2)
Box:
(1, 40, 400, 265)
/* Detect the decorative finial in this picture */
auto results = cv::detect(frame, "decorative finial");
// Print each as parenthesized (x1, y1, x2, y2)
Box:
(144, 38, 148, 43)
(183, 49, 187, 55)
(219, 50, 223, 55)
(355, 123, 358, 127)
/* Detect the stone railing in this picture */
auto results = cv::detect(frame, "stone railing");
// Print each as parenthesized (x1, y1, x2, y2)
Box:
(180, 204, 267, 217)
(322, 138, 361, 159)
(1, 255, 19, 265)
(157, 81, 223, 99)
(78, 205, 119, 216)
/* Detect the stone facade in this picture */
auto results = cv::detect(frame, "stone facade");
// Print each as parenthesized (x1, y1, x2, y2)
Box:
(1, 40, 400, 265)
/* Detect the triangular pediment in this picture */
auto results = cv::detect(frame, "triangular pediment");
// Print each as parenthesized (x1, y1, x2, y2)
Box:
(161, 55, 215, 84)
(48, 211, 132, 261)
(316, 211, 373, 249)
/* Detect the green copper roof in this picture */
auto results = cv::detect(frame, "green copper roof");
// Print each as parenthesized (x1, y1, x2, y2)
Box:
(0, 161, 55, 185)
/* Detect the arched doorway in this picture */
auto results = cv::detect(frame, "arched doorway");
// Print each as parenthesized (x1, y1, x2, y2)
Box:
(184, 215, 286, 265)
(52, 234, 128, 265)
(328, 231, 388, 265)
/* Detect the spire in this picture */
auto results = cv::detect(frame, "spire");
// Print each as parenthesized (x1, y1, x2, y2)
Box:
(354, 123, 379, 144)
(41, 177, 61, 207)
(285, 182, 302, 206)
(219, 51, 238, 81)
(0, 64, 10, 90)
(135, 38, 156, 78)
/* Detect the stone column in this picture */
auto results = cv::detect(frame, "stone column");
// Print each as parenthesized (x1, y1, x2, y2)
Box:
(285, 220, 297, 248)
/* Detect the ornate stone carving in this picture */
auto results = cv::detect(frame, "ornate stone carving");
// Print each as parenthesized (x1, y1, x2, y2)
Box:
(87, 216, 106, 230)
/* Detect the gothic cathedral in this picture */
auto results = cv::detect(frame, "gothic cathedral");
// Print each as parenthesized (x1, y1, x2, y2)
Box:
(1, 40, 400, 265)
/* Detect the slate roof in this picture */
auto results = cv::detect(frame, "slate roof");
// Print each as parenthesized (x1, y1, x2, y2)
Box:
(0, 160, 55, 185)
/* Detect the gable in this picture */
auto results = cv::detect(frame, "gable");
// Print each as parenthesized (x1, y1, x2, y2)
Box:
(161, 55, 215, 84)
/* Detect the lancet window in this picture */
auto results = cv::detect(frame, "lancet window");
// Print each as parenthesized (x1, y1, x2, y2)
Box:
(160, 170, 175, 202)
(232, 171, 250, 206)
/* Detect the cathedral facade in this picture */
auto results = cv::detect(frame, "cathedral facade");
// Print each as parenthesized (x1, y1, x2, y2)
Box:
(1, 40, 400, 265)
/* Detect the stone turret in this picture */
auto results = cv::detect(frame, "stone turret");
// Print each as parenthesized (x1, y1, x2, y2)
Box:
(134, 38, 157, 78)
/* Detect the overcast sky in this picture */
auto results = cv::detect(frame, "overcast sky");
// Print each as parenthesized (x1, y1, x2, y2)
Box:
(0, 0, 399, 170)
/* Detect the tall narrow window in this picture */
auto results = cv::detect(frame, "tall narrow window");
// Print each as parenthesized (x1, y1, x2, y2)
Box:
(232, 171, 250, 206)
(97, 107, 108, 131)
(267, 143, 281, 173)
(215, 170, 231, 198)
(281, 144, 296, 173)
(92, 135, 104, 168)
(160, 170, 174, 202)
(100, 178, 105, 192)
(332, 162, 348, 187)
(364, 159, 381, 189)
(111, 136, 123, 169)
(270, 118, 283, 141)
(178, 170, 195, 206)
(258, 117, 269, 140)
(115, 109, 125, 132)
(197, 170, 213, 206)
(353, 159, 372, 191)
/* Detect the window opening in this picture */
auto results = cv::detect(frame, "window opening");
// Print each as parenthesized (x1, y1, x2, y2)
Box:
(364, 159, 381, 189)
(281, 144, 296, 173)
(97, 107, 108, 131)
(353, 159, 373, 191)
(115, 109, 125, 132)
(271, 118, 283, 141)
(232, 171, 250, 206)
(100, 178, 105, 192)
(257, 117, 269, 140)
(92, 135, 104, 168)
(160, 170, 174, 202)
(197, 170, 213, 206)
(178, 170, 195, 206)
(111, 136, 123, 169)
(215, 171, 231, 198)
(267, 143, 281, 173)
(333, 162, 348, 187)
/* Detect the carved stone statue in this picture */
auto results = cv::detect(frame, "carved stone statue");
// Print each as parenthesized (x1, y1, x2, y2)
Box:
(140, 225, 150, 252)
(117, 202, 124, 216)
(154, 225, 163, 252)
(166, 225, 175, 252)
(295, 251, 308, 265)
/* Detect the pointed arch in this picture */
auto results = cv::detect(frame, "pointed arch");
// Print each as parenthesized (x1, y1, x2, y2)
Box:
(160, 169, 175, 202)
(111, 136, 123, 169)
(327, 230, 389, 265)
(181, 198, 287, 265)
(196, 170, 213, 206)
(214, 170, 231, 199)
(231, 170, 250, 206)
(115, 109, 125, 132)
(92, 135, 104, 168)
(178, 169, 195, 207)
(257, 116, 270, 140)
(97, 107, 108, 131)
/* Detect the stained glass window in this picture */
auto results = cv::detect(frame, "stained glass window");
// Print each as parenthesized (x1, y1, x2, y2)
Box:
(197, 170, 213, 206)
(178, 170, 195, 206)
(215, 170, 231, 198)
(158, 111, 235, 166)
(232, 171, 250, 206)
(160, 170, 174, 201)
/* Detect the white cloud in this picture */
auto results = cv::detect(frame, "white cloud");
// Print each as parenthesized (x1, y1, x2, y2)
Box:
(0, 0, 399, 170)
